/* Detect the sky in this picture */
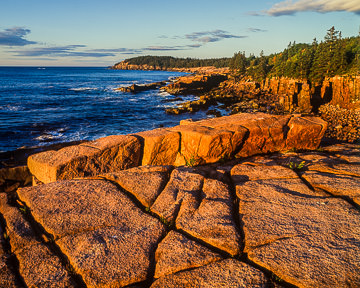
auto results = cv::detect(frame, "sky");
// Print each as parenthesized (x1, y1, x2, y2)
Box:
(0, 0, 359, 66)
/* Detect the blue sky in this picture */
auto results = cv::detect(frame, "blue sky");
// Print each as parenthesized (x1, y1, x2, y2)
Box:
(0, 0, 359, 66)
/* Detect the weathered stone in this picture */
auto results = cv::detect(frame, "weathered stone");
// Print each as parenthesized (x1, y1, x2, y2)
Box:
(101, 165, 172, 207)
(170, 125, 233, 164)
(28, 135, 141, 183)
(0, 226, 20, 288)
(154, 231, 223, 279)
(231, 163, 298, 182)
(57, 221, 164, 288)
(17, 179, 166, 287)
(302, 170, 360, 200)
(17, 180, 154, 239)
(236, 115, 291, 157)
(0, 166, 31, 184)
(151, 259, 271, 288)
(286, 116, 327, 150)
(0, 194, 38, 252)
(17, 243, 75, 288)
(151, 167, 204, 223)
(232, 165, 360, 288)
(176, 178, 241, 256)
(135, 129, 180, 166)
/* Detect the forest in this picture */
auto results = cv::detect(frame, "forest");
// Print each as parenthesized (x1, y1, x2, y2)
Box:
(230, 27, 359, 83)
(121, 27, 359, 83)
(116, 56, 229, 69)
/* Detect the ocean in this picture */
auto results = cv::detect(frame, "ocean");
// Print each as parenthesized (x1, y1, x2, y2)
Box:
(0, 67, 206, 153)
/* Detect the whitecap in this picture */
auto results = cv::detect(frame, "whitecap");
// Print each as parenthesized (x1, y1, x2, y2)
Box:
(69, 87, 97, 91)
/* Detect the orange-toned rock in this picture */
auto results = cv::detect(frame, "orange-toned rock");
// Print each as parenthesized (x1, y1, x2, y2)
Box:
(151, 259, 271, 288)
(17, 178, 166, 287)
(101, 165, 172, 207)
(135, 128, 180, 166)
(170, 125, 233, 165)
(28, 135, 141, 183)
(151, 167, 204, 223)
(175, 178, 241, 256)
(231, 162, 360, 288)
(154, 231, 223, 278)
(17, 243, 75, 288)
(286, 116, 327, 150)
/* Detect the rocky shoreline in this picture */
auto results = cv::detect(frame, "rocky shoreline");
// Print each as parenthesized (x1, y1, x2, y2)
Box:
(0, 111, 359, 287)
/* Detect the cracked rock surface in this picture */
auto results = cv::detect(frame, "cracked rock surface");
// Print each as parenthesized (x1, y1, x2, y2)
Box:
(0, 143, 359, 287)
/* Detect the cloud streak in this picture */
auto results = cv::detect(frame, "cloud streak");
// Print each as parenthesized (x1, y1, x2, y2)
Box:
(186, 30, 247, 43)
(265, 0, 360, 16)
(0, 27, 37, 46)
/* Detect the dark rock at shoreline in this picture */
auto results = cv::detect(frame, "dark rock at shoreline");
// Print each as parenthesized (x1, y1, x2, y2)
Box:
(115, 81, 167, 93)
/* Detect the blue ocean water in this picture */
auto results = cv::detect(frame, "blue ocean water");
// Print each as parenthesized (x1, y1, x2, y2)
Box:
(0, 67, 206, 152)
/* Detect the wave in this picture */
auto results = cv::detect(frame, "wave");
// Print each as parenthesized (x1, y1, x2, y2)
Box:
(0, 105, 24, 111)
(69, 87, 98, 91)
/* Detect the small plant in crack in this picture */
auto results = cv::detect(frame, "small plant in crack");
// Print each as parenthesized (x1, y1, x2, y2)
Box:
(18, 206, 29, 215)
(288, 160, 306, 171)
(3, 231, 9, 240)
(159, 216, 174, 228)
(185, 154, 198, 167)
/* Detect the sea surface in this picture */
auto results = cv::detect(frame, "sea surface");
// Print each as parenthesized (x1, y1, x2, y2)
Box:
(0, 67, 206, 153)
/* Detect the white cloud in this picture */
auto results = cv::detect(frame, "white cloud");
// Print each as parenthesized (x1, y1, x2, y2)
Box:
(266, 0, 360, 16)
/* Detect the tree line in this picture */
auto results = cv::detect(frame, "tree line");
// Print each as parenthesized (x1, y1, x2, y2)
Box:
(229, 27, 359, 82)
(119, 27, 359, 83)
(117, 56, 229, 69)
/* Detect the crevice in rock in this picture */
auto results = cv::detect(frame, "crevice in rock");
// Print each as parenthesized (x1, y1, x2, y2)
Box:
(0, 212, 27, 288)
(175, 227, 233, 259)
(240, 253, 300, 288)
(12, 199, 87, 288)
(232, 126, 250, 156)
(222, 170, 244, 254)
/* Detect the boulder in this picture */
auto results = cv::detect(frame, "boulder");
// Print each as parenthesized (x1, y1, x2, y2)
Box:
(286, 116, 327, 150)
(170, 125, 233, 165)
(135, 129, 180, 166)
(28, 135, 141, 183)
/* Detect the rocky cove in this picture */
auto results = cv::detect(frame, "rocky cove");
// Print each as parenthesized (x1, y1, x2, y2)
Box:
(0, 68, 359, 287)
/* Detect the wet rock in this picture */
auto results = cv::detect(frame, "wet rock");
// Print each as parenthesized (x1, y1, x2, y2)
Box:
(101, 165, 172, 207)
(154, 231, 223, 279)
(151, 258, 271, 288)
